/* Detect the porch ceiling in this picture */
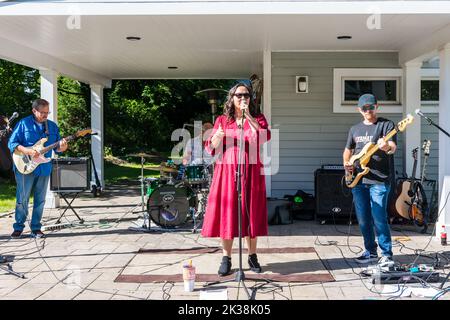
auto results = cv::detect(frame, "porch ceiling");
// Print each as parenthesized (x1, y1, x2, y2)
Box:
(0, 11, 449, 82)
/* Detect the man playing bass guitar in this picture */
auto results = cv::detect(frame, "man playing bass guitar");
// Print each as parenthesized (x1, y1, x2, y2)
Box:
(343, 94, 397, 266)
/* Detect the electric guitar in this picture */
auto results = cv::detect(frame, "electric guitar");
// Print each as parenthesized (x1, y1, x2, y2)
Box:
(345, 114, 414, 188)
(394, 147, 419, 221)
(409, 140, 431, 226)
(13, 128, 92, 174)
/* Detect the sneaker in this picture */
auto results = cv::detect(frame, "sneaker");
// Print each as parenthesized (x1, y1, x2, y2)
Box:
(10, 230, 22, 239)
(31, 230, 45, 239)
(377, 256, 394, 268)
(248, 253, 262, 273)
(218, 256, 232, 276)
(354, 251, 378, 264)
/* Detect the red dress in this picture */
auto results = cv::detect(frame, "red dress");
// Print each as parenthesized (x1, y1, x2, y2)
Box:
(201, 114, 271, 239)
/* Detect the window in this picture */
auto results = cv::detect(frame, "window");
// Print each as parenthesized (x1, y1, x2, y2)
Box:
(343, 79, 399, 104)
(333, 69, 403, 113)
(421, 79, 439, 103)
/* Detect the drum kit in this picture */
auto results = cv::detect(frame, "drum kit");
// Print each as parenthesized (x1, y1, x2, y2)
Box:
(131, 153, 212, 232)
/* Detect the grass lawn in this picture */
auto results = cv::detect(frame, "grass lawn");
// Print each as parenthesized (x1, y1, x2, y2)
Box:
(0, 180, 17, 213)
(104, 161, 160, 183)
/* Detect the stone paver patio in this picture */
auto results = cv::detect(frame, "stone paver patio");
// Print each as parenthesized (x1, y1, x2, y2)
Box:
(0, 181, 449, 300)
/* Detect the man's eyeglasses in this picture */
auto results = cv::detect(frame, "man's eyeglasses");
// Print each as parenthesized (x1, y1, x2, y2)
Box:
(234, 93, 250, 99)
(35, 110, 51, 115)
(361, 105, 376, 112)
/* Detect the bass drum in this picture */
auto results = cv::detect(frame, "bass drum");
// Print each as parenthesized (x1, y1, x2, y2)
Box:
(147, 184, 195, 228)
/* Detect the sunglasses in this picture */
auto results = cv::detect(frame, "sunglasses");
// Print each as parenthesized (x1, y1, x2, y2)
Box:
(234, 93, 250, 99)
(361, 105, 376, 112)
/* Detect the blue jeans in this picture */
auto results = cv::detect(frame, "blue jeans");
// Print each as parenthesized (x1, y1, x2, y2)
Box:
(351, 182, 393, 257)
(14, 170, 49, 232)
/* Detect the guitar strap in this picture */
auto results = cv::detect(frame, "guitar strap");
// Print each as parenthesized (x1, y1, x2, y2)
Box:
(44, 120, 49, 137)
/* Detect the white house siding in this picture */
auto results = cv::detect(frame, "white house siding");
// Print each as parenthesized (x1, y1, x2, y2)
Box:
(271, 51, 404, 198)
(420, 114, 440, 212)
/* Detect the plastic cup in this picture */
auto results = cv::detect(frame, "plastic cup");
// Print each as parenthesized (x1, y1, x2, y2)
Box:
(182, 266, 196, 292)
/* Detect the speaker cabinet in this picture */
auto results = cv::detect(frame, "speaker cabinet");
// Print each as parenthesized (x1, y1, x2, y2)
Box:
(314, 169, 354, 223)
(50, 157, 90, 192)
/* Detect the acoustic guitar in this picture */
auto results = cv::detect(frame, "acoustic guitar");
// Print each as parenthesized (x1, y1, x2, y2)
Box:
(13, 128, 92, 174)
(394, 147, 420, 221)
(345, 114, 414, 188)
(392, 140, 431, 226)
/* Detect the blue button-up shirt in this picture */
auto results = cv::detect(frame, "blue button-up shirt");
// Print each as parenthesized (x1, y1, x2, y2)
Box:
(8, 115, 61, 176)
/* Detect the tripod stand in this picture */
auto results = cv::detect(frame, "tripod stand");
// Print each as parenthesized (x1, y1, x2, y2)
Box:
(128, 154, 155, 233)
(0, 255, 25, 279)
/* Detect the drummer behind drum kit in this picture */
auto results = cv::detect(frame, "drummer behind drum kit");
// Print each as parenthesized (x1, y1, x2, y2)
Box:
(135, 156, 212, 232)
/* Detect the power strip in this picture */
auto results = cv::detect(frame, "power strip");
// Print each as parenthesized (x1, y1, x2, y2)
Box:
(371, 271, 440, 284)
(44, 223, 74, 231)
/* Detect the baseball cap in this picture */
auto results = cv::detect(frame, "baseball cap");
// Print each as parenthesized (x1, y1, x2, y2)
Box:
(358, 94, 377, 108)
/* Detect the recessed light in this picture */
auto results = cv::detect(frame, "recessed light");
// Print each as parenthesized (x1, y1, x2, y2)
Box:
(337, 35, 352, 40)
(126, 36, 141, 41)
(168, 66, 178, 69)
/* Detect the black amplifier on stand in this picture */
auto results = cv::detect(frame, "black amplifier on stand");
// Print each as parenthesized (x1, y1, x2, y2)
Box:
(50, 157, 90, 192)
(314, 168, 355, 224)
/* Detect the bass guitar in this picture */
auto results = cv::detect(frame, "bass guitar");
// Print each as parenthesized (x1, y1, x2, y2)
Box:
(345, 114, 414, 188)
(13, 128, 92, 174)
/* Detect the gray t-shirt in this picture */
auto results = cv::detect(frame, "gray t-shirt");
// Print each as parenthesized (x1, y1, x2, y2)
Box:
(345, 117, 396, 184)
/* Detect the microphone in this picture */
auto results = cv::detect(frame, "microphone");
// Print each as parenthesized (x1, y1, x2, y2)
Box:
(237, 100, 247, 129)
(415, 108, 434, 123)
(7, 112, 19, 124)
(416, 109, 450, 138)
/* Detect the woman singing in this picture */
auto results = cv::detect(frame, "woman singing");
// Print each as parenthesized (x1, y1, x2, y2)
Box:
(201, 83, 271, 276)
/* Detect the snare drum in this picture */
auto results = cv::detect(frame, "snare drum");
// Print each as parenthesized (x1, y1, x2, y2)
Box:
(185, 165, 208, 184)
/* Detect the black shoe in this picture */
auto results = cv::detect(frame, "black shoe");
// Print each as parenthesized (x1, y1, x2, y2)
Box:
(31, 230, 45, 239)
(218, 256, 232, 276)
(10, 230, 23, 239)
(248, 254, 262, 273)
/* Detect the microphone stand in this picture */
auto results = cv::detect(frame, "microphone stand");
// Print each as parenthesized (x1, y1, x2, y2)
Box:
(234, 107, 252, 299)
(418, 112, 450, 138)
(203, 107, 254, 299)
(203, 105, 277, 299)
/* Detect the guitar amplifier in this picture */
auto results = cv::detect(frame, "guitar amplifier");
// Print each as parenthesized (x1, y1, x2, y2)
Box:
(314, 169, 355, 223)
(50, 157, 90, 192)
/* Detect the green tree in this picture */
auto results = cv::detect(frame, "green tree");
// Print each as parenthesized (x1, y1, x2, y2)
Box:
(0, 59, 39, 118)
(57, 76, 91, 156)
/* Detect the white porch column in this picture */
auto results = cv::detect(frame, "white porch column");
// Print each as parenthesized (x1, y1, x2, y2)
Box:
(437, 44, 450, 234)
(40, 69, 60, 209)
(263, 49, 272, 197)
(90, 84, 104, 189)
(402, 61, 422, 178)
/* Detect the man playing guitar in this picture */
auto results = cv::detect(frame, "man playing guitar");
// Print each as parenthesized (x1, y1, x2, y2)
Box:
(7, 99, 68, 239)
(343, 94, 397, 266)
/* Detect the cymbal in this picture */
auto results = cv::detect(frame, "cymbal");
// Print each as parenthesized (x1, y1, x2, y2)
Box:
(126, 153, 155, 158)
(159, 166, 178, 173)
